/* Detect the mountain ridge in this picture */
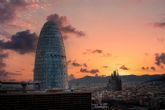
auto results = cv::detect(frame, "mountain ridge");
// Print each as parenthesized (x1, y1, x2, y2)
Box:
(69, 74, 165, 87)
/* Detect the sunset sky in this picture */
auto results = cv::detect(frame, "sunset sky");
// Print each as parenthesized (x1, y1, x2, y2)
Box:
(0, 0, 165, 81)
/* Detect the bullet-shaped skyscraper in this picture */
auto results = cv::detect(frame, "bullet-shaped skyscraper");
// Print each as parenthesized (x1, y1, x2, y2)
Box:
(34, 21, 68, 89)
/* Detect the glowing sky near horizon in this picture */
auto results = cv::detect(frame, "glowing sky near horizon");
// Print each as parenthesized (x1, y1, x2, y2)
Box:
(0, 0, 165, 81)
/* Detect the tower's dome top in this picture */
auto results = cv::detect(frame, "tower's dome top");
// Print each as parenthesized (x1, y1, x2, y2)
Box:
(40, 21, 60, 34)
(43, 21, 59, 27)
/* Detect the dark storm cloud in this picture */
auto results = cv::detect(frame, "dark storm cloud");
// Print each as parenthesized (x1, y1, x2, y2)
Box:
(62, 25, 85, 37)
(150, 66, 156, 71)
(90, 69, 99, 74)
(141, 66, 156, 71)
(83, 49, 103, 54)
(141, 67, 145, 70)
(0, 30, 38, 54)
(92, 49, 103, 54)
(67, 60, 88, 68)
(80, 68, 89, 73)
(83, 49, 112, 57)
(47, 14, 85, 38)
(120, 65, 129, 70)
(141, 66, 149, 70)
(0, 0, 40, 24)
(154, 22, 165, 28)
(80, 68, 99, 74)
(155, 53, 165, 66)
(72, 62, 81, 67)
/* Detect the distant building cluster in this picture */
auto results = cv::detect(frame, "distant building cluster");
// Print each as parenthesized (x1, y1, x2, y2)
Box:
(92, 79, 165, 110)
(107, 70, 122, 91)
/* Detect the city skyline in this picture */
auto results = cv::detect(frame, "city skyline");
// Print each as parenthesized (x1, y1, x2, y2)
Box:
(0, 0, 165, 81)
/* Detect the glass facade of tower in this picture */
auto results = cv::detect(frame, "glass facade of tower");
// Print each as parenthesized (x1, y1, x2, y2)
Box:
(34, 21, 68, 89)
